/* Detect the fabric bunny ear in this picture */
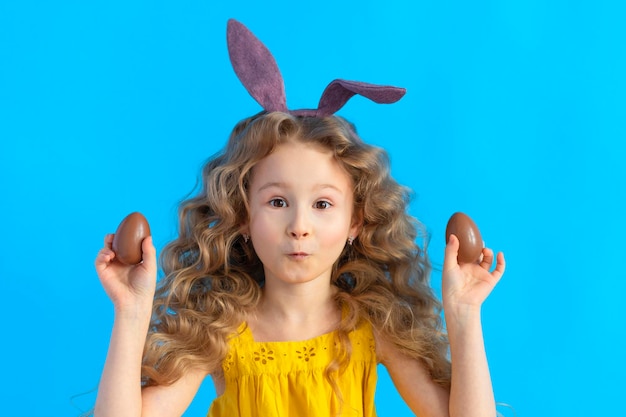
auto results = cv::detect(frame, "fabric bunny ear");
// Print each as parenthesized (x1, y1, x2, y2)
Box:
(227, 19, 287, 112)
(226, 19, 406, 116)
(298, 79, 406, 117)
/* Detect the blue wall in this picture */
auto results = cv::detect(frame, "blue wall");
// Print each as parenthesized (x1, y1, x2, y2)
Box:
(1, 1, 625, 416)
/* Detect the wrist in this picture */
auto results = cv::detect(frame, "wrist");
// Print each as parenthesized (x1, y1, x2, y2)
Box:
(113, 300, 153, 322)
(443, 301, 482, 328)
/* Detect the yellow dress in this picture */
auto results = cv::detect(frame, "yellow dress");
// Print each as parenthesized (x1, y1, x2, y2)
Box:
(207, 320, 378, 416)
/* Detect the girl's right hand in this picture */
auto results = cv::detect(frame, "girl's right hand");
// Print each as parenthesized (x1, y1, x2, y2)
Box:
(95, 233, 157, 312)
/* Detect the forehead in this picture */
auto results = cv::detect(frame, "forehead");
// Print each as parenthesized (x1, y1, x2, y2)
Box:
(249, 141, 353, 191)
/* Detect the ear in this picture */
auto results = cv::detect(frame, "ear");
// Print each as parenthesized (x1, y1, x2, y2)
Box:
(227, 19, 288, 112)
(349, 211, 363, 239)
(315, 79, 406, 117)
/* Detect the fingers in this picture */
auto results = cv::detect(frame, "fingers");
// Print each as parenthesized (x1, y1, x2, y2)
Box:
(104, 233, 114, 250)
(96, 234, 116, 270)
(479, 247, 494, 270)
(96, 234, 156, 269)
(141, 236, 157, 269)
(443, 234, 460, 270)
(95, 245, 115, 271)
(492, 251, 506, 281)
(479, 246, 506, 281)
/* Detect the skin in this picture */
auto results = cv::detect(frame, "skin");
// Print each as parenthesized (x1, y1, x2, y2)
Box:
(93, 140, 505, 417)
(242, 140, 359, 343)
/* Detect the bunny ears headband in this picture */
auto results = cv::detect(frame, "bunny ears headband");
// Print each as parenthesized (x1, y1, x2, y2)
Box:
(227, 19, 406, 117)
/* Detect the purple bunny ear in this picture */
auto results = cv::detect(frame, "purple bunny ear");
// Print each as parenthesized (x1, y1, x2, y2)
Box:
(307, 79, 406, 117)
(226, 19, 406, 117)
(227, 19, 287, 112)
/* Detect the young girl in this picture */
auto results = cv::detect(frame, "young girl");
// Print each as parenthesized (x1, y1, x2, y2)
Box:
(93, 20, 505, 417)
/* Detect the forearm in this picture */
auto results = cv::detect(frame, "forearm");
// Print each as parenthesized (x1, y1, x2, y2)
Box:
(94, 304, 152, 417)
(445, 304, 496, 417)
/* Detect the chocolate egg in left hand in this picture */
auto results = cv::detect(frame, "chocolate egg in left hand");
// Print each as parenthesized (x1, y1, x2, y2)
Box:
(445, 212, 483, 264)
(112, 212, 151, 265)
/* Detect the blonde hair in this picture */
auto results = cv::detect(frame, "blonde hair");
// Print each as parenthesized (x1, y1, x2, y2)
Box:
(141, 112, 451, 390)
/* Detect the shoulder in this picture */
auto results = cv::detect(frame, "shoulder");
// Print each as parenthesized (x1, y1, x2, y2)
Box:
(372, 326, 391, 364)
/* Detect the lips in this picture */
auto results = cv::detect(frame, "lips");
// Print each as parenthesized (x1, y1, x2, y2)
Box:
(287, 252, 310, 260)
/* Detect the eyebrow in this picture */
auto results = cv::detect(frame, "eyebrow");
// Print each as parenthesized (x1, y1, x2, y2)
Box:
(256, 182, 344, 194)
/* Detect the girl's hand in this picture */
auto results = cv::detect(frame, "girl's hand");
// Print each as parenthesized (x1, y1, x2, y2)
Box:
(442, 234, 505, 313)
(95, 233, 157, 311)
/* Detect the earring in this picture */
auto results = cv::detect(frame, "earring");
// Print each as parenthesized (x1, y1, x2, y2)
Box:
(243, 234, 250, 243)
(347, 236, 355, 245)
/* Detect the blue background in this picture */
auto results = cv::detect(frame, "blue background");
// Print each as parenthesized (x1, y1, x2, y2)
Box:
(1, 1, 625, 416)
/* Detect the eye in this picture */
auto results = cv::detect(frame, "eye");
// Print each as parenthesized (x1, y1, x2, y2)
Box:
(314, 200, 332, 210)
(269, 198, 287, 208)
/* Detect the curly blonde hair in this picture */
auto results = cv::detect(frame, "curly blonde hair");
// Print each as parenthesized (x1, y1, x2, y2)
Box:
(141, 112, 451, 390)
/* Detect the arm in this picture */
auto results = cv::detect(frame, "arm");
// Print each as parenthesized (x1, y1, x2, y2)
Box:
(94, 301, 152, 417)
(93, 235, 206, 417)
(378, 234, 505, 417)
(376, 334, 450, 417)
(443, 234, 505, 417)
(445, 301, 495, 417)
(95, 305, 207, 417)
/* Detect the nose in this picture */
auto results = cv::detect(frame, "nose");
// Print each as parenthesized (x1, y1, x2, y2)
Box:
(288, 205, 311, 239)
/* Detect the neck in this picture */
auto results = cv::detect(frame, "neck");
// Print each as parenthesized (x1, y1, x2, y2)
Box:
(259, 278, 338, 323)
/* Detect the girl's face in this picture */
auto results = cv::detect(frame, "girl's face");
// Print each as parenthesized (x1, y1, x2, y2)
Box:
(246, 140, 359, 287)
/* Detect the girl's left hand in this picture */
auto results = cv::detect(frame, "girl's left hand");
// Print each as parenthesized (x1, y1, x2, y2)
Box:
(442, 234, 506, 311)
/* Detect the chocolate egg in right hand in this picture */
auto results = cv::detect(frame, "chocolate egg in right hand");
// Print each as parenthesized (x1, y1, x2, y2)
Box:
(112, 212, 151, 265)
(445, 212, 483, 263)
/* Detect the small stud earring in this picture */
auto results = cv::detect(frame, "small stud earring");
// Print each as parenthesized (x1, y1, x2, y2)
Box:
(347, 236, 355, 245)
(243, 234, 250, 243)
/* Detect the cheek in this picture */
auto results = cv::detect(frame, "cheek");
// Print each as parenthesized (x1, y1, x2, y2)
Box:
(326, 225, 348, 241)
(249, 220, 274, 262)
(319, 216, 351, 245)
(249, 213, 278, 241)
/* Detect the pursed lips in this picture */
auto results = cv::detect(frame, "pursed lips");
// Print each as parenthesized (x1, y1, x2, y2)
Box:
(286, 251, 310, 260)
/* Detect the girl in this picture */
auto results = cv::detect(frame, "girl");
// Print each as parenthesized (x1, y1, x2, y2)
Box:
(93, 20, 505, 417)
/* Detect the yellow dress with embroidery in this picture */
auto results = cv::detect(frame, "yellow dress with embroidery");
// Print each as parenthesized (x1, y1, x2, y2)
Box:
(207, 320, 378, 416)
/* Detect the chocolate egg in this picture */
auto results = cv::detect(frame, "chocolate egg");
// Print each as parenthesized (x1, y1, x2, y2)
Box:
(112, 212, 151, 265)
(445, 212, 483, 264)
